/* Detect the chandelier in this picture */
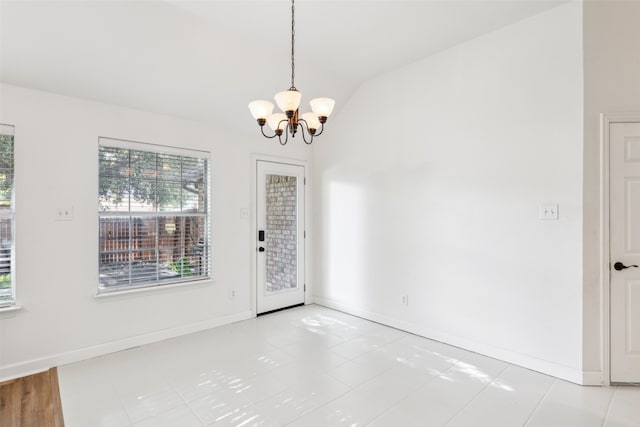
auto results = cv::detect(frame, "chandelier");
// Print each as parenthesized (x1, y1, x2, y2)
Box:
(248, 0, 335, 145)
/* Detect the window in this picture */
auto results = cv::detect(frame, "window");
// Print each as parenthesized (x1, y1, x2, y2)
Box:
(0, 124, 15, 307)
(98, 138, 210, 292)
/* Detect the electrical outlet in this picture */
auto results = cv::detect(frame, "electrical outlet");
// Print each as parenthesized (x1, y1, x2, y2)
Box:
(55, 207, 73, 221)
(229, 289, 236, 299)
(401, 294, 409, 306)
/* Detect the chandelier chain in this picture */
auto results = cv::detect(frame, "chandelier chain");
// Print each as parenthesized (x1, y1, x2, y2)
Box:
(291, 0, 295, 89)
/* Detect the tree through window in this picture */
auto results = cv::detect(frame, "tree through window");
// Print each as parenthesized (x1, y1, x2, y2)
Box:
(98, 138, 210, 291)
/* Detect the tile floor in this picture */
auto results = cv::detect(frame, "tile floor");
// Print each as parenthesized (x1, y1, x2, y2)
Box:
(58, 305, 640, 427)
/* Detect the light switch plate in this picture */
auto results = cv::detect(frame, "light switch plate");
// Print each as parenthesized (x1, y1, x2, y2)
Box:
(539, 204, 558, 220)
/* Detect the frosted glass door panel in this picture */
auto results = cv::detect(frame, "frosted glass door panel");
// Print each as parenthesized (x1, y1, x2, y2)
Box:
(265, 174, 298, 294)
(256, 161, 305, 314)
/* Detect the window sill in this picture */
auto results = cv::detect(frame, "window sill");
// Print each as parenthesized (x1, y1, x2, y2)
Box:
(0, 305, 23, 318)
(94, 278, 214, 299)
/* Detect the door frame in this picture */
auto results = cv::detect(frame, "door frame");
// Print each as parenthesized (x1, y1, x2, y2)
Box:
(250, 154, 311, 317)
(600, 112, 640, 385)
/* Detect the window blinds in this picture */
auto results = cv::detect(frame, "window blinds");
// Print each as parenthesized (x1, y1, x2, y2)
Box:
(98, 138, 211, 292)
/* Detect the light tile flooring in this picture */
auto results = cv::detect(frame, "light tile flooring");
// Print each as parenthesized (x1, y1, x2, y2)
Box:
(58, 305, 640, 427)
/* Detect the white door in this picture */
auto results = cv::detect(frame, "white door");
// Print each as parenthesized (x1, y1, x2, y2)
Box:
(256, 160, 305, 314)
(610, 122, 640, 383)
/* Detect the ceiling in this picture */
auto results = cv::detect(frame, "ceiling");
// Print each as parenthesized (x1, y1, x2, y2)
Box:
(0, 0, 565, 134)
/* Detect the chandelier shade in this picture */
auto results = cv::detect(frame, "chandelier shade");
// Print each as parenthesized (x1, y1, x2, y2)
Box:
(274, 90, 302, 115)
(301, 112, 321, 132)
(248, 100, 274, 121)
(248, 0, 334, 145)
(310, 98, 336, 119)
(267, 113, 288, 132)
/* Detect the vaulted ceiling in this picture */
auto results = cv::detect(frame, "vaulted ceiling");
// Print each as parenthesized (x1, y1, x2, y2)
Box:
(1, 0, 565, 133)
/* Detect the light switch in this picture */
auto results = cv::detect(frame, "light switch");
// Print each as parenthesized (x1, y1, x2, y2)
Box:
(539, 204, 558, 220)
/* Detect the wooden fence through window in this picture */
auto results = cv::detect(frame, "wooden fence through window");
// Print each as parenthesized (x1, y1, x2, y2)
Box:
(99, 216, 204, 265)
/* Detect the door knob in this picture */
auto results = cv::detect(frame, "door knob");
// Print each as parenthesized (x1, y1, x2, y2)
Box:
(258, 247, 265, 252)
(614, 262, 639, 271)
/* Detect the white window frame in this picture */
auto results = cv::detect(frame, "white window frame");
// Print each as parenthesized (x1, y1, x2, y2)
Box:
(98, 137, 211, 294)
(0, 124, 15, 308)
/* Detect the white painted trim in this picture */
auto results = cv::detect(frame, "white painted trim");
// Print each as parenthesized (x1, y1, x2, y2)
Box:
(601, 113, 611, 386)
(95, 278, 214, 299)
(250, 154, 311, 315)
(98, 136, 210, 158)
(600, 112, 640, 386)
(582, 370, 604, 386)
(314, 297, 586, 385)
(0, 305, 23, 318)
(0, 310, 253, 382)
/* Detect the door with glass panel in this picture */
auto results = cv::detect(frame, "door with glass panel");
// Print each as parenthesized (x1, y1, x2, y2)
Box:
(256, 161, 305, 314)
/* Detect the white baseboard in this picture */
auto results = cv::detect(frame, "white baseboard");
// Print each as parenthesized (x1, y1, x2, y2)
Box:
(314, 297, 586, 385)
(0, 310, 253, 382)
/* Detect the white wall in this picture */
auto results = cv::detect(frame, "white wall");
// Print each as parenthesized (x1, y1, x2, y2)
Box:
(6, 1, 626, 386)
(313, 3, 584, 382)
(582, 1, 640, 380)
(0, 83, 312, 380)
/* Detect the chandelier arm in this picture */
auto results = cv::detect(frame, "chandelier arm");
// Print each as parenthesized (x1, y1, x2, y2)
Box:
(260, 126, 280, 139)
(298, 120, 314, 145)
(313, 122, 326, 137)
(278, 124, 290, 145)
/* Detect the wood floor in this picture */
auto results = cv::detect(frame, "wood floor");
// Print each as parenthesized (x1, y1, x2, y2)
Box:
(0, 368, 64, 427)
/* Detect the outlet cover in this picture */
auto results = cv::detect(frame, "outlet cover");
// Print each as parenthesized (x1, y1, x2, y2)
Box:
(401, 294, 409, 306)
(55, 207, 73, 221)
